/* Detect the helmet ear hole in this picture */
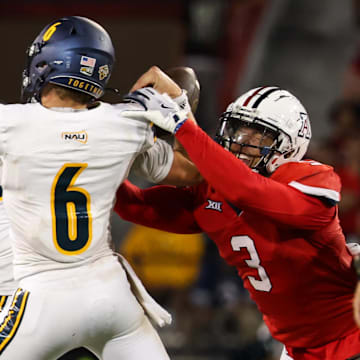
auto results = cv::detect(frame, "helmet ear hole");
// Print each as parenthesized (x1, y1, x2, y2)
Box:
(284, 149, 296, 159)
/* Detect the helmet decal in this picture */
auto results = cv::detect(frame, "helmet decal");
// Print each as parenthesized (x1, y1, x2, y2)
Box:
(42, 22, 62, 42)
(79, 56, 96, 77)
(251, 87, 281, 108)
(242, 86, 278, 106)
(297, 112, 311, 139)
(98, 65, 110, 81)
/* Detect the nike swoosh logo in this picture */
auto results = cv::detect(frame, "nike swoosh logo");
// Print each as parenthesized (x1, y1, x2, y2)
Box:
(161, 104, 172, 109)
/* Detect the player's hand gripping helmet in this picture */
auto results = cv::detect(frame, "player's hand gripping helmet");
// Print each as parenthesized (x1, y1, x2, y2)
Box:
(21, 16, 115, 103)
(216, 86, 311, 174)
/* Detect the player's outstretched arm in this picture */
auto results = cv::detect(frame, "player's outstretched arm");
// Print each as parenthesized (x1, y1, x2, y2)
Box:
(174, 121, 338, 230)
(128, 66, 202, 186)
(161, 151, 203, 186)
(122, 88, 336, 230)
(165, 66, 201, 164)
(157, 66, 202, 185)
(130, 65, 197, 123)
(114, 180, 201, 234)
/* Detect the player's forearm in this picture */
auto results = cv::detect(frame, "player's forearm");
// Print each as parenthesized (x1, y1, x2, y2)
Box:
(115, 180, 201, 234)
(175, 121, 334, 229)
(160, 149, 203, 186)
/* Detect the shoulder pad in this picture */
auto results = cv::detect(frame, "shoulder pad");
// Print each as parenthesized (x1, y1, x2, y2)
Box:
(271, 160, 340, 205)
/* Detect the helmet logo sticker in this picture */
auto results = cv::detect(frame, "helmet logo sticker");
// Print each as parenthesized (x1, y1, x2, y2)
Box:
(98, 65, 109, 81)
(80, 56, 96, 77)
(80, 56, 96, 67)
(62, 130, 88, 144)
(43, 22, 62, 42)
(80, 67, 94, 76)
(298, 112, 311, 139)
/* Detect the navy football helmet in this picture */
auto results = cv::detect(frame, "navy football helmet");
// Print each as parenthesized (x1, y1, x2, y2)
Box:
(21, 16, 115, 103)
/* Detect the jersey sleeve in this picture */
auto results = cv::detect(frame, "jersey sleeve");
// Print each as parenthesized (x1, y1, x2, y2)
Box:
(175, 121, 337, 230)
(271, 160, 341, 206)
(114, 180, 202, 234)
(130, 139, 174, 183)
(142, 123, 156, 151)
(117, 102, 156, 153)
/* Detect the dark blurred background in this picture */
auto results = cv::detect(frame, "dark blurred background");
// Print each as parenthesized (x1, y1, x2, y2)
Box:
(1, 0, 360, 359)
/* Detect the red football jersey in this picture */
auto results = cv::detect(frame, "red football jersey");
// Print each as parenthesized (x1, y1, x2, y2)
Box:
(115, 121, 359, 350)
(191, 163, 356, 348)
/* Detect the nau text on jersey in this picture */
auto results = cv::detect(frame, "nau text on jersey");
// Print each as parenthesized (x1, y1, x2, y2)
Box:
(61, 131, 88, 144)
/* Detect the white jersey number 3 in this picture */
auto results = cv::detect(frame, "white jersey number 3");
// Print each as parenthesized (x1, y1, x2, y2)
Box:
(231, 235, 272, 292)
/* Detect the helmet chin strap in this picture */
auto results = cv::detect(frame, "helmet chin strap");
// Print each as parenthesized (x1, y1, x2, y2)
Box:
(265, 148, 296, 174)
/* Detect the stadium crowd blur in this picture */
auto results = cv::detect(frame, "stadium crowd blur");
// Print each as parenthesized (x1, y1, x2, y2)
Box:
(1, 0, 360, 359)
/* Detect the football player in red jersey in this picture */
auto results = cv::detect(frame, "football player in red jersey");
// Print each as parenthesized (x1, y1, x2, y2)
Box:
(115, 70, 360, 359)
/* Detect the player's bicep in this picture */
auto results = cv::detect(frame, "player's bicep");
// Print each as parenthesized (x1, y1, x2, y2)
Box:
(160, 150, 203, 187)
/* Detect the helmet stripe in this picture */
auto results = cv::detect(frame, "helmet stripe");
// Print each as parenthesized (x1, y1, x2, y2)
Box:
(242, 86, 268, 106)
(252, 87, 280, 108)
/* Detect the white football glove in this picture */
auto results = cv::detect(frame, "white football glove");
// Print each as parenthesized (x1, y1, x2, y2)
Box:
(122, 87, 188, 134)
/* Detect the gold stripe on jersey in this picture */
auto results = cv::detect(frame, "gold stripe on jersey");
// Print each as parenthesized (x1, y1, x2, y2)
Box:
(0, 288, 30, 355)
(51, 163, 93, 255)
(0, 185, 3, 201)
(0, 296, 7, 312)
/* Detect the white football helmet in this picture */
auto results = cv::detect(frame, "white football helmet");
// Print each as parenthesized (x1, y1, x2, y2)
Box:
(216, 86, 311, 174)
